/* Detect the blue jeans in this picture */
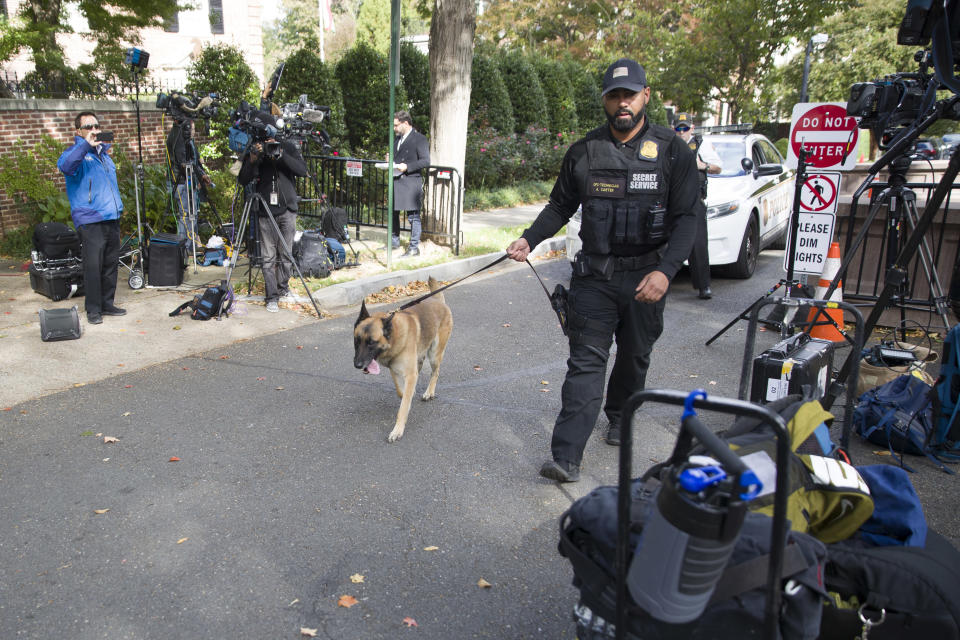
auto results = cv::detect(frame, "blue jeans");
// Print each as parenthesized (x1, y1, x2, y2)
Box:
(325, 237, 346, 266)
(391, 209, 421, 249)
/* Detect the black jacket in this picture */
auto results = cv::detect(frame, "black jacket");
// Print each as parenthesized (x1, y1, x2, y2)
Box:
(238, 139, 309, 216)
(393, 129, 430, 211)
(521, 122, 698, 280)
(166, 120, 206, 186)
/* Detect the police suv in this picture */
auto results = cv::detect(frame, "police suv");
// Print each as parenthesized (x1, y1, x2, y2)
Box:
(566, 125, 795, 280)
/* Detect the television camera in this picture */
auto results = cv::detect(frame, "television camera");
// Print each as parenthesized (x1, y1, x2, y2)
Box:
(156, 91, 221, 121)
(230, 95, 332, 158)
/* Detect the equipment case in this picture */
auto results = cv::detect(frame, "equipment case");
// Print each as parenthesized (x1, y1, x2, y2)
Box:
(147, 233, 185, 287)
(29, 262, 84, 301)
(750, 333, 834, 404)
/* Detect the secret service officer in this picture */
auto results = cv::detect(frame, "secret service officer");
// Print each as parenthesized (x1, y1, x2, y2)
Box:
(507, 58, 699, 483)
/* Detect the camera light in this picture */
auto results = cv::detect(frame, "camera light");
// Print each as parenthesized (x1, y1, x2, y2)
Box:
(125, 48, 150, 70)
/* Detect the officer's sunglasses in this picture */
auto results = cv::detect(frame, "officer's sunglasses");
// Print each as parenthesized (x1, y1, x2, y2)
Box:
(79, 123, 102, 130)
(674, 125, 690, 132)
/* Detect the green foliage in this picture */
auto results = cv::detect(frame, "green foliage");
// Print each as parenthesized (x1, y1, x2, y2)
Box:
(646, 91, 669, 127)
(186, 43, 260, 164)
(0, 134, 65, 209)
(274, 38, 348, 147)
(497, 50, 548, 134)
(463, 182, 553, 213)
(774, 138, 789, 159)
(464, 123, 572, 189)
(469, 51, 515, 134)
(34, 193, 72, 225)
(399, 42, 430, 133)
(563, 59, 603, 132)
(335, 41, 407, 156)
(356, 0, 392, 53)
(533, 56, 578, 135)
(111, 146, 176, 235)
(0, 0, 177, 80)
(0, 225, 33, 259)
(770, 0, 915, 120)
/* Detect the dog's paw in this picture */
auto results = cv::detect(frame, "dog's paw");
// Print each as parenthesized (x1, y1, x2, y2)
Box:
(387, 427, 404, 442)
(421, 391, 435, 401)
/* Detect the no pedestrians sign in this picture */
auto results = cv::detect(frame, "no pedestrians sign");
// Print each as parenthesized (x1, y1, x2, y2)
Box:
(786, 103, 859, 171)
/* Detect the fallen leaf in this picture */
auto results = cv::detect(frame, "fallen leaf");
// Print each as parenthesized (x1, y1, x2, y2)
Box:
(2, 407, 11, 411)
(80, 430, 94, 436)
(275, 386, 285, 391)
(473, 366, 482, 371)
(96, 433, 102, 437)
(540, 380, 549, 385)
(423, 545, 438, 551)
(103, 436, 119, 444)
(477, 578, 492, 588)
(873, 450, 892, 457)
(402, 616, 418, 627)
(709, 381, 717, 385)
(257, 377, 266, 381)
(122, 412, 131, 417)
(117, 363, 124, 367)
(73, 383, 85, 387)
(289, 598, 300, 606)
(94, 508, 110, 514)
(169, 456, 181, 462)
(172, 325, 181, 330)
(501, 323, 511, 327)
(350, 573, 365, 583)
(297, 345, 304, 350)
(177, 537, 188, 544)
(19, 410, 26, 414)
(539, 389, 549, 393)
(182, 367, 189, 371)
(337, 594, 358, 608)
(689, 374, 699, 378)
(300, 628, 318, 637)
(124, 385, 133, 389)
(219, 355, 230, 360)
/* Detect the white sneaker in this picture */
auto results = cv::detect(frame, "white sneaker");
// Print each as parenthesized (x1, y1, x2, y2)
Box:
(266, 301, 279, 313)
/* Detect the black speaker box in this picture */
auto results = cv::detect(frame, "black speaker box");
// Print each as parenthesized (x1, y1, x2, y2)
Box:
(38, 306, 82, 341)
(148, 234, 185, 287)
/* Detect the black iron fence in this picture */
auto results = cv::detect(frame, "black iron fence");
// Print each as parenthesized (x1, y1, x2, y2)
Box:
(298, 154, 464, 254)
(838, 178, 960, 329)
(0, 70, 184, 100)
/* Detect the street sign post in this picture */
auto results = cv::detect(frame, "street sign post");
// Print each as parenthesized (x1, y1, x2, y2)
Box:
(786, 103, 859, 171)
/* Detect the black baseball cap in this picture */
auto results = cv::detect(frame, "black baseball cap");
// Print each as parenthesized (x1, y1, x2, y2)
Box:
(601, 58, 647, 97)
(674, 112, 695, 130)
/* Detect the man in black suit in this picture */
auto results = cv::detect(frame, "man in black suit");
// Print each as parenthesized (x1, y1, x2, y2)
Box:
(391, 110, 430, 257)
(238, 111, 308, 312)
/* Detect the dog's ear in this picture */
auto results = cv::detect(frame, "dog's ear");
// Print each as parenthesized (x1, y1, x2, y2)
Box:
(355, 300, 369, 327)
(382, 312, 393, 340)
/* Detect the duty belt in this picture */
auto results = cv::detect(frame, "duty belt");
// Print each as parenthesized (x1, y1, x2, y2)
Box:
(609, 253, 659, 271)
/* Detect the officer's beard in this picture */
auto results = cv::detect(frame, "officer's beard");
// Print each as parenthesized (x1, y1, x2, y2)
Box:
(607, 107, 645, 132)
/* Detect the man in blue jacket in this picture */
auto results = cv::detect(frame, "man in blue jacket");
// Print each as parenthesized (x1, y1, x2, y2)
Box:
(57, 111, 126, 325)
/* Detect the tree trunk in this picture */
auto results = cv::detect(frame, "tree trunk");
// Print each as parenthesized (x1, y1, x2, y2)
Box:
(426, 0, 475, 249)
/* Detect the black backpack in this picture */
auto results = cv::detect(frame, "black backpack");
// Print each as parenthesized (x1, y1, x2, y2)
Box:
(33, 222, 81, 259)
(169, 281, 233, 321)
(320, 206, 349, 243)
(295, 230, 333, 279)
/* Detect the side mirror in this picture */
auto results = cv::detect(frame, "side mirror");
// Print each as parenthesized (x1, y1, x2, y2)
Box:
(754, 163, 783, 177)
(740, 157, 754, 173)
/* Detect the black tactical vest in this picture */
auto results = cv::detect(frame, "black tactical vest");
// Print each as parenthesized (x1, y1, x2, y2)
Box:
(580, 124, 673, 256)
(689, 134, 708, 200)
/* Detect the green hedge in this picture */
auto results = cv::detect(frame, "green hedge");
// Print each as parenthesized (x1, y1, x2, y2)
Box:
(534, 56, 578, 135)
(497, 50, 547, 134)
(564, 59, 603, 133)
(469, 51, 515, 134)
(274, 39, 348, 150)
(399, 42, 430, 134)
(335, 40, 406, 156)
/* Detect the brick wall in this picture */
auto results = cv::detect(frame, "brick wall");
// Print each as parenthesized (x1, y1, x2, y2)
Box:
(0, 99, 177, 235)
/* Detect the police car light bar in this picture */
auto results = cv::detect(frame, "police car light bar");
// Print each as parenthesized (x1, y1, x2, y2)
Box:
(699, 123, 754, 134)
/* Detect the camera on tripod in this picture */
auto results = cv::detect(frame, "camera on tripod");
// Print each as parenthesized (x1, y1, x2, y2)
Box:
(156, 91, 221, 121)
(847, 72, 928, 134)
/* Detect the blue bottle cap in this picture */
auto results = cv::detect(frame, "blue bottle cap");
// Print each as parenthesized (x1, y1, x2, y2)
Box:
(678, 465, 727, 492)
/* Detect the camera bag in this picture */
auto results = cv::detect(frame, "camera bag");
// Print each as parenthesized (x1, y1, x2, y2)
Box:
(32, 222, 81, 259)
(294, 230, 332, 279)
(38, 306, 82, 341)
(29, 261, 84, 301)
(169, 281, 233, 321)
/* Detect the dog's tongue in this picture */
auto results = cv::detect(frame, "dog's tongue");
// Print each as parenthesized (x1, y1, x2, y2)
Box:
(364, 359, 381, 375)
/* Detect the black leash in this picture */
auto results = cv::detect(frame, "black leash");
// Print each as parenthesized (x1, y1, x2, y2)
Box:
(395, 254, 509, 311)
(392, 253, 568, 334)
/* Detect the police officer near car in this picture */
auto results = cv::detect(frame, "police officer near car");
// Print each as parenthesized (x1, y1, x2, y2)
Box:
(506, 58, 699, 483)
(674, 112, 722, 300)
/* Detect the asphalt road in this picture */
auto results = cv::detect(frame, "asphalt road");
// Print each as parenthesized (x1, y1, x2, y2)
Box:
(1, 250, 957, 639)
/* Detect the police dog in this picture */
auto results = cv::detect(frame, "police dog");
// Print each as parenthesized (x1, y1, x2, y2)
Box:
(353, 276, 453, 442)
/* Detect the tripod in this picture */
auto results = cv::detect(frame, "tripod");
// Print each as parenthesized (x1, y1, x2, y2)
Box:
(223, 187, 323, 319)
(867, 152, 951, 333)
(706, 148, 820, 346)
(174, 163, 201, 273)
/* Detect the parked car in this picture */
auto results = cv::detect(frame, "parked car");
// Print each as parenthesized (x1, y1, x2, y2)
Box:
(940, 133, 960, 159)
(913, 138, 941, 160)
(566, 129, 795, 279)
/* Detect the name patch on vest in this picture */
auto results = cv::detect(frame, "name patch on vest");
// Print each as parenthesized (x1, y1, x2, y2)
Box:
(628, 171, 659, 192)
(588, 175, 626, 197)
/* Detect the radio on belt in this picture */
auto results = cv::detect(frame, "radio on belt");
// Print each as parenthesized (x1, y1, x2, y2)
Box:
(750, 332, 834, 404)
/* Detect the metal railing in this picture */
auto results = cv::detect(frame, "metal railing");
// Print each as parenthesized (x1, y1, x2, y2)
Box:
(0, 70, 184, 100)
(837, 177, 960, 327)
(298, 154, 464, 254)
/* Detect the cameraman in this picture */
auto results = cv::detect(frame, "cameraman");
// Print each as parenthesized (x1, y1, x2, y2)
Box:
(166, 117, 211, 252)
(238, 112, 308, 312)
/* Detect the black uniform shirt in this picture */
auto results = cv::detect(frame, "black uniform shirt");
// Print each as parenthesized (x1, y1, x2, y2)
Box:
(521, 121, 699, 280)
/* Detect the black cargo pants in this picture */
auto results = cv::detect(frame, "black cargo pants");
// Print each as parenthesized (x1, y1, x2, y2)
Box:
(551, 266, 666, 468)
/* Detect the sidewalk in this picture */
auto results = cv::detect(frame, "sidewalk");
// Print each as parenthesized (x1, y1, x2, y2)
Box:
(0, 204, 556, 409)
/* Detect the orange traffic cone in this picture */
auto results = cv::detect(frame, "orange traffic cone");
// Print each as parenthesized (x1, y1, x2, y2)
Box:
(808, 242, 845, 342)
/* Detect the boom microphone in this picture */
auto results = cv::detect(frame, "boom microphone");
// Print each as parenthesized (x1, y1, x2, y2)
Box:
(302, 108, 326, 124)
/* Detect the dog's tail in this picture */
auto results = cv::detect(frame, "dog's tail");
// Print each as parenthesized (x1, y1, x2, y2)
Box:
(427, 276, 444, 302)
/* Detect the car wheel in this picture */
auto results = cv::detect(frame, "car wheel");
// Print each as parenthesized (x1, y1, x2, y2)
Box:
(728, 215, 759, 279)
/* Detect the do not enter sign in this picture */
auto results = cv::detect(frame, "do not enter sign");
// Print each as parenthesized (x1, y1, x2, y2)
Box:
(786, 102, 859, 171)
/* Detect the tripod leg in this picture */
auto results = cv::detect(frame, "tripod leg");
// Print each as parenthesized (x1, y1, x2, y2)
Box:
(705, 282, 785, 346)
(903, 194, 951, 328)
(257, 195, 323, 319)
